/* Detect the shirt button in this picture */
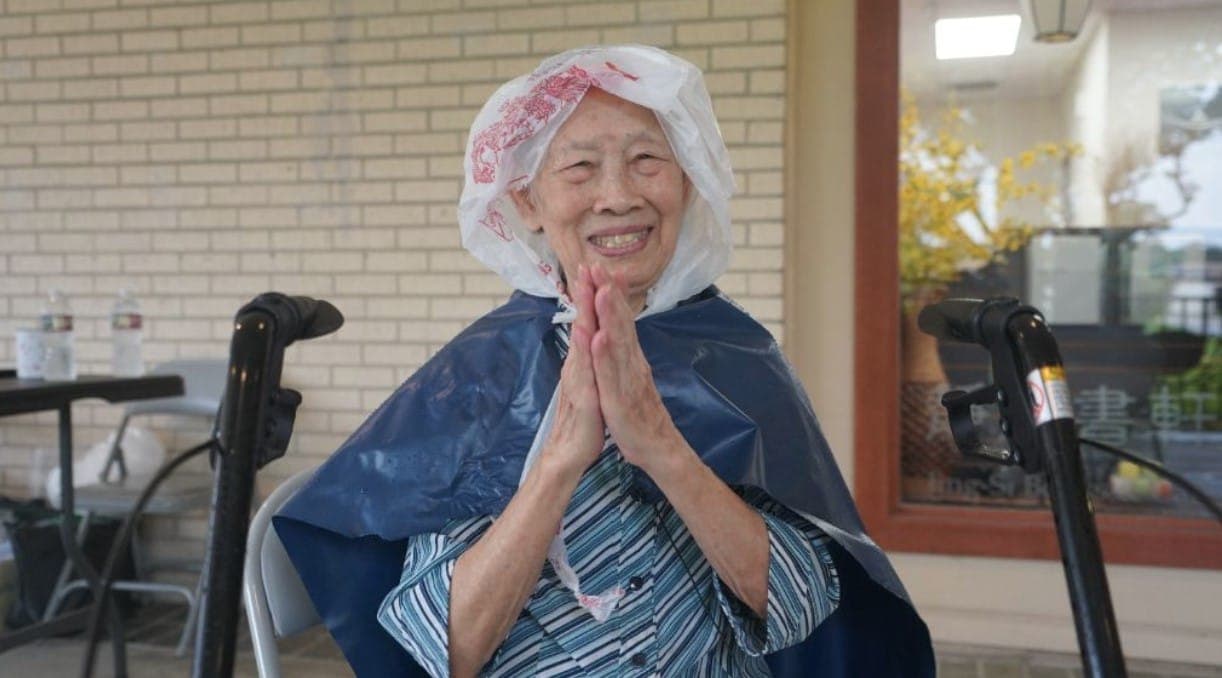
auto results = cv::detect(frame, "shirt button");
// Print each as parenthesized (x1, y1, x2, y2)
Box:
(627, 576, 644, 592)
(630, 652, 648, 667)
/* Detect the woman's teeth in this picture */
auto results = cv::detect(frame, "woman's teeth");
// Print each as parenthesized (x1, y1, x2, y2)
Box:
(590, 231, 647, 248)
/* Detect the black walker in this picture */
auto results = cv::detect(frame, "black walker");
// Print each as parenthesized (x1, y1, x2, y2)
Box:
(920, 297, 1126, 678)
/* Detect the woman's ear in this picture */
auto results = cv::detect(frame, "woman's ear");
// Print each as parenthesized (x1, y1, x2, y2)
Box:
(509, 187, 542, 233)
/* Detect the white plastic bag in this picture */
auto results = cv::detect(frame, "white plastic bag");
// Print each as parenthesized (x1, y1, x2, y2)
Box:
(458, 44, 736, 318)
(46, 426, 166, 507)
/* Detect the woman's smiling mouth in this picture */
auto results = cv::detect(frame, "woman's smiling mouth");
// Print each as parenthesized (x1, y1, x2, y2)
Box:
(588, 227, 652, 255)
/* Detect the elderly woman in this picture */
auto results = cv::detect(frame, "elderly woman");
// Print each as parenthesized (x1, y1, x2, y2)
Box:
(277, 46, 931, 677)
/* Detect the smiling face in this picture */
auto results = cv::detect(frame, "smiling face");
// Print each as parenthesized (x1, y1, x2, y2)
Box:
(511, 87, 689, 313)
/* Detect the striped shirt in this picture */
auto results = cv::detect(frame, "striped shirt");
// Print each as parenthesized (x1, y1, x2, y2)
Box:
(377, 440, 840, 676)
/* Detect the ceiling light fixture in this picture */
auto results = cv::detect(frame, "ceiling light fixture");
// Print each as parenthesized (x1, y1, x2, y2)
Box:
(935, 14, 1022, 60)
(1027, 0, 1092, 43)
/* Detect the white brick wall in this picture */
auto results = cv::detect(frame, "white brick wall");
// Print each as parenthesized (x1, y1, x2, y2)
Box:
(0, 0, 787, 564)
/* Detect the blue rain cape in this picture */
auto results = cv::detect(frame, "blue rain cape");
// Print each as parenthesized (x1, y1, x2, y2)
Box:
(275, 288, 933, 677)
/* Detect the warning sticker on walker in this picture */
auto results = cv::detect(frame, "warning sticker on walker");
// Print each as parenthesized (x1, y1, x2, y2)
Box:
(1027, 366, 1073, 426)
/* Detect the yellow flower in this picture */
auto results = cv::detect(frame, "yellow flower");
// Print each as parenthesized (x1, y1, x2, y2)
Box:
(899, 92, 1077, 306)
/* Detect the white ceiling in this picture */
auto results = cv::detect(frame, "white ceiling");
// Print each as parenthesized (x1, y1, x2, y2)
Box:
(901, 0, 1222, 100)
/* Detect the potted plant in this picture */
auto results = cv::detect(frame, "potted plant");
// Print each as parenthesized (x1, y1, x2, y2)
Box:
(898, 93, 1080, 483)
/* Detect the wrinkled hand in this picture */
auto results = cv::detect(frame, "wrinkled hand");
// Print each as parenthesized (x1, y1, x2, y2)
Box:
(541, 266, 605, 477)
(584, 263, 682, 474)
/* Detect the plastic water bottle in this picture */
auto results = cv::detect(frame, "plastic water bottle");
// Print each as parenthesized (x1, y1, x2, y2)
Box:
(40, 289, 76, 381)
(111, 288, 144, 376)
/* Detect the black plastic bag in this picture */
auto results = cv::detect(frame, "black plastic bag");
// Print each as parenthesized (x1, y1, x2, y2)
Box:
(2, 498, 139, 631)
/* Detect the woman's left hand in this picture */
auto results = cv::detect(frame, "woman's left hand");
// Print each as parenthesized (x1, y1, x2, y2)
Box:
(584, 263, 685, 475)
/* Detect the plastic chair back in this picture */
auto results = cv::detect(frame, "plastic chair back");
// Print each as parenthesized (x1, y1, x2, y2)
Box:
(243, 468, 322, 678)
(125, 359, 227, 418)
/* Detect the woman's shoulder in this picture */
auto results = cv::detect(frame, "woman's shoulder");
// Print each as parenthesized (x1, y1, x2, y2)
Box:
(648, 286, 777, 350)
(456, 291, 555, 336)
(427, 291, 556, 366)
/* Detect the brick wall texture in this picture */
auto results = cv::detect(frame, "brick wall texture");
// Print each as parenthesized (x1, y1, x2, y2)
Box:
(0, 0, 787, 564)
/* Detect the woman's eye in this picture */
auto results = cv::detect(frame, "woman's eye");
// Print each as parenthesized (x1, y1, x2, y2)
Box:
(634, 154, 666, 171)
(560, 162, 593, 182)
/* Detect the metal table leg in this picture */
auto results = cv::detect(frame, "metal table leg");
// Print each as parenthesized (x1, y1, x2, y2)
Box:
(57, 404, 128, 678)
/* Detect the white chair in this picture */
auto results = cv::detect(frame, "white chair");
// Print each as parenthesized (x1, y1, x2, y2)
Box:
(243, 468, 321, 678)
(97, 359, 229, 484)
(44, 358, 226, 657)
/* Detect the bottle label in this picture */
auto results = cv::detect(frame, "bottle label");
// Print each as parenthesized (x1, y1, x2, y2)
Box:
(112, 312, 143, 330)
(40, 313, 73, 332)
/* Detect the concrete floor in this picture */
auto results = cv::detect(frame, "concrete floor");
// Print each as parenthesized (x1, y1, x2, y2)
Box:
(0, 638, 352, 678)
(1, 603, 1217, 677)
(5, 639, 1222, 678)
(0, 601, 352, 678)
(4, 639, 1222, 677)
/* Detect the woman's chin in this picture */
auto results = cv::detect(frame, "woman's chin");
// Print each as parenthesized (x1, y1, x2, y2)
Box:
(587, 258, 645, 285)
(585, 243, 661, 275)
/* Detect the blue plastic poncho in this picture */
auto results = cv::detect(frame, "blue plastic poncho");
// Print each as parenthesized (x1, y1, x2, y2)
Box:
(275, 45, 933, 676)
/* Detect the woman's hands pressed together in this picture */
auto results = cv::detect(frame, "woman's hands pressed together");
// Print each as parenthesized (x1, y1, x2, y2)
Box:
(563, 263, 771, 617)
(542, 263, 606, 479)
(554, 262, 687, 478)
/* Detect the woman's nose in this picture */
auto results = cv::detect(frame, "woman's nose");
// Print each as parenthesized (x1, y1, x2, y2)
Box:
(592, 166, 643, 215)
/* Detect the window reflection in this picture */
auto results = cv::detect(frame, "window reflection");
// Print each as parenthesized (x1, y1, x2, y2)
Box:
(899, 0, 1222, 519)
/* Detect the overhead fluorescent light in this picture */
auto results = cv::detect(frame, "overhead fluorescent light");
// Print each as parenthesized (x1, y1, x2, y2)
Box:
(935, 14, 1022, 60)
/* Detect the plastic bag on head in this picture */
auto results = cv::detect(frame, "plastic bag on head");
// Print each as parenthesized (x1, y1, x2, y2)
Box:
(458, 44, 736, 317)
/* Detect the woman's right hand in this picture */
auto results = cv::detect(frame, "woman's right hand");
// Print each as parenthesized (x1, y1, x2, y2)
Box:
(542, 264, 606, 477)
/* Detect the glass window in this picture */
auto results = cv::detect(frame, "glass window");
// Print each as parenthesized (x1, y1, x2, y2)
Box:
(898, 0, 1221, 520)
